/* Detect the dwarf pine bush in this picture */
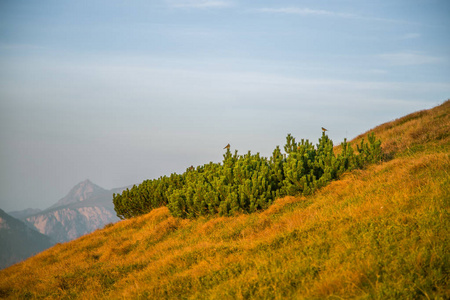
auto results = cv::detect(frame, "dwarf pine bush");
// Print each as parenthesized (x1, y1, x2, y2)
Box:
(113, 132, 382, 219)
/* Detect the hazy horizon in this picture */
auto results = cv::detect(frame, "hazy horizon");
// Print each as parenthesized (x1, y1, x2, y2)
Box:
(1, 0, 449, 211)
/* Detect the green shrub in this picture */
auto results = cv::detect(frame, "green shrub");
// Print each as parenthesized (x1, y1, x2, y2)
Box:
(113, 133, 382, 219)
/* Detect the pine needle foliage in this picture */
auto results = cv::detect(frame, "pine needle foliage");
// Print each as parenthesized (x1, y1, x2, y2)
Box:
(113, 132, 382, 219)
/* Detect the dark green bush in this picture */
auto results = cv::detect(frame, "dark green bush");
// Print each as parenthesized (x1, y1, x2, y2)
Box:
(113, 133, 382, 219)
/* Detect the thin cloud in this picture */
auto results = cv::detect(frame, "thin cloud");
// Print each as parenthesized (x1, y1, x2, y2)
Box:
(257, 7, 355, 18)
(402, 33, 421, 39)
(378, 52, 443, 66)
(167, 0, 232, 8)
(257, 7, 416, 24)
(0, 43, 47, 51)
(368, 69, 388, 75)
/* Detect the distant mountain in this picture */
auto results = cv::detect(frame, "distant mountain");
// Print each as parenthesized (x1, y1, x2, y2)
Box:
(23, 180, 127, 243)
(49, 179, 109, 208)
(8, 208, 42, 220)
(26, 206, 119, 243)
(0, 209, 54, 270)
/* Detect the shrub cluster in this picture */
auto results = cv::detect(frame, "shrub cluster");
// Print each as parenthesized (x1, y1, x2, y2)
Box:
(113, 133, 381, 219)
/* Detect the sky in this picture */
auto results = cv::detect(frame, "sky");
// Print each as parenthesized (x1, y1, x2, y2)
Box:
(0, 0, 449, 212)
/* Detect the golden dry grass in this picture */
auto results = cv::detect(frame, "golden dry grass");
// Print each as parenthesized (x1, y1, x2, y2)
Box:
(0, 100, 449, 299)
(352, 99, 450, 157)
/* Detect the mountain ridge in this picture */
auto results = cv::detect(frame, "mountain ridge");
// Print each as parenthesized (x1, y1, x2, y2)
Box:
(6, 179, 133, 246)
(49, 179, 109, 209)
(0, 209, 54, 270)
(23, 180, 125, 243)
(7, 208, 42, 220)
(1, 180, 132, 269)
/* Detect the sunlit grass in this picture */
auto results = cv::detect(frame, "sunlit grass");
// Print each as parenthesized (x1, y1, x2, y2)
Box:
(0, 100, 448, 299)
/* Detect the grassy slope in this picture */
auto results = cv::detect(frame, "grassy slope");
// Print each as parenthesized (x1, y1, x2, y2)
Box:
(1, 101, 449, 299)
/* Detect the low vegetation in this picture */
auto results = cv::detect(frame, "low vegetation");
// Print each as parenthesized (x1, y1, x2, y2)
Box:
(113, 132, 381, 219)
(0, 100, 448, 299)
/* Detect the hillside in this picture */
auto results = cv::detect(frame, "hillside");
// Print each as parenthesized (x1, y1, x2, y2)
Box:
(0, 209, 53, 270)
(0, 100, 448, 299)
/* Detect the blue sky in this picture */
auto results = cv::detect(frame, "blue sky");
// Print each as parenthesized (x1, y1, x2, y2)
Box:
(1, 0, 449, 211)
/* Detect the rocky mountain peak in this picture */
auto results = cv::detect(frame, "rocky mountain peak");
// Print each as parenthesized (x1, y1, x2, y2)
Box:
(50, 179, 108, 209)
